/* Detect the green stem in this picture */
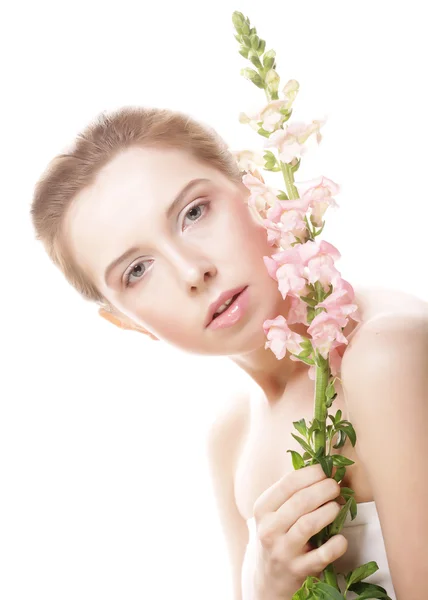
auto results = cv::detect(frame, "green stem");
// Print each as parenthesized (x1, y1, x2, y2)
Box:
(313, 359, 329, 454)
(280, 161, 300, 200)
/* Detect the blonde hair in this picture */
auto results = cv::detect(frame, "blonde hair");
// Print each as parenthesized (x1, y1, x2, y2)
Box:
(30, 106, 242, 312)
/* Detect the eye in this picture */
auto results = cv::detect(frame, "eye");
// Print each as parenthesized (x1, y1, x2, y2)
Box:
(123, 200, 210, 288)
(124, 260, 152, 288)
(182, 200, 209, 229)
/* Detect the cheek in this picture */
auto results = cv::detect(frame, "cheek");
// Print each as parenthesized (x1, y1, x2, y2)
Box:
(229, 202, 271, 254)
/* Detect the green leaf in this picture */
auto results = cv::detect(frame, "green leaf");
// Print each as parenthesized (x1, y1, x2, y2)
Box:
(318, 455, 333, 477)
(332, 429, 346, 450)
(348, 581, 390, 599)
(293, 418, 308, 437)
(257, 126, 271, 137)
(331, 454, 355, 467)
(291, 588, 307, 600)
(346, 562, 380, 587)
(329, 498, 352, 535)
(291, 354, 315, 366)
(332, 466, 345, 483)
(308, 418, 323, 436)
(291, 433, 315, 457)
(287, 449, 305, 470)
(349, 496, 357, 520)
(325, 394, 335, 409)
(325, 381, 336, 402)
(300, 295, 318, 307)
(258, 39, 266, 54)
(315, 582, 346, 599)
(339, 424, 357, 447)
(339, 487, 355, 497)
(239, 48, 249, 59)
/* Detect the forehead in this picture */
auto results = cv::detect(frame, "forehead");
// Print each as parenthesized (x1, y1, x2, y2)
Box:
(62, 145, 225, 286)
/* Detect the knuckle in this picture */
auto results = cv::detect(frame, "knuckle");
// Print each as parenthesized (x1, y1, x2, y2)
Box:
(289, 558, 305, 580)
(318, 541, 334, 566)
(325, 478, 341, 496)
(257, 521, 275, 549)
(270, 542, 287, 567)
(296, 514, 313, 538)
(329, 500, 341, 512)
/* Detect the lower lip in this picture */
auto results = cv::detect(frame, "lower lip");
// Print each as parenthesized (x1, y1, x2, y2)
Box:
(207, 287, 250, 330)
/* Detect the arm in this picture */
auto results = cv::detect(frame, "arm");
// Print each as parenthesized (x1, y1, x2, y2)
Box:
(340, 314, 428, 600)
(206, 392, 251, 600)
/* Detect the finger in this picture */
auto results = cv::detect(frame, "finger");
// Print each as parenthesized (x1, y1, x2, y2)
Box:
(253, 464, 326, 520)
(286, 500, 341, 554)
(291, 534, 348, 579)
(257, 477, 340, 551)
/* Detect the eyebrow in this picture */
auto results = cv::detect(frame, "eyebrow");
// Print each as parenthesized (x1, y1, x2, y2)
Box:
(104, 177, 210, 285)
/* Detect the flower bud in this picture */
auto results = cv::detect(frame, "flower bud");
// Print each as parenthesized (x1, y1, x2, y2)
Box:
(242, 34, 251, 47)
(249, 51, 262, 69)
(265, 68, 280, 93)
(241, 22, 250, 35)
(238, 112, 251, 124)
(250, 34, 260, 50)
(232, 11, 245, 31)
(240, 68, 265, 89)
(263, 49, 276, 70)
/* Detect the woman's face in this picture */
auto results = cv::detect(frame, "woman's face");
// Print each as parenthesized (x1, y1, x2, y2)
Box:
(64, 145, 285, 355)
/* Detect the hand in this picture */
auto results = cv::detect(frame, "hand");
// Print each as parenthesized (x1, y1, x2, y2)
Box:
(252, 464, 348, 599)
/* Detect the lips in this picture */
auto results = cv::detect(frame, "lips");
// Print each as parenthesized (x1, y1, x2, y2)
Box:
(205, 286, 247, 327)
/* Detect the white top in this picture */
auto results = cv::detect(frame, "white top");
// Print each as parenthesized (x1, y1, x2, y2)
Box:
(241, 501, 396, 600)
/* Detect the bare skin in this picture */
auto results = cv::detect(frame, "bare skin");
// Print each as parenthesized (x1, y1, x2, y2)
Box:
(64, 145, 428, 598)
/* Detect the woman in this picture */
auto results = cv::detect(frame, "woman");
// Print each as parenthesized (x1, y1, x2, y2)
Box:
(31, 106, 428, 599)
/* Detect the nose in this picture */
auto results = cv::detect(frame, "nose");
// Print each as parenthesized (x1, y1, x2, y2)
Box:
(164, 242, 217, 292)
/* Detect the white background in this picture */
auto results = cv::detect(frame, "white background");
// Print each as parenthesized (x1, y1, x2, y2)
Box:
(1, 1, 427, 598)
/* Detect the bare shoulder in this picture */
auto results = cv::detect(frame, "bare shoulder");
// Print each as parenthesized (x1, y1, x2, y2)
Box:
(343, 287, 428, 373)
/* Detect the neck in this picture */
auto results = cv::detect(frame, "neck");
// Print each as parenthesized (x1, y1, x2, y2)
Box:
(229, 301, 362, 407)
(230, 318, 312, 405)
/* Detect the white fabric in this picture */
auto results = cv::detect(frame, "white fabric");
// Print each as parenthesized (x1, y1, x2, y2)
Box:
(241, 501, 396, 600)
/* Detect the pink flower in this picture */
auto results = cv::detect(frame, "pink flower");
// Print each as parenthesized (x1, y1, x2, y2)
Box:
(287, 295, 310, 326)
(264, 118, 327, 164)
(241, 172, 280, 219)
(263, 246, 310, 299)
(317, 279, 362, 323)
(276, 262, 309, 299)
(229, 149, 265, 173)
(297, 176, 340, 228)
(298, 240, 342, 292)
(238, 79, 300, 134)
(307, 311, 348, 360)
(262, 209, 309, 248)
(263, 315, 305, 360)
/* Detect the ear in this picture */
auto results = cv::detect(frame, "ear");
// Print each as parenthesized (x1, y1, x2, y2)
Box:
(98, 308, 159, 341)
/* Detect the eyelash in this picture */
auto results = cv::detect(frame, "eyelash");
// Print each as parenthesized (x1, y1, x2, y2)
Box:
(123, 199, 210, 288)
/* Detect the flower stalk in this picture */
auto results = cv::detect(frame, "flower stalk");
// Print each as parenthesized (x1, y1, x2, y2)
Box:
(232, 10, 393, 600)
